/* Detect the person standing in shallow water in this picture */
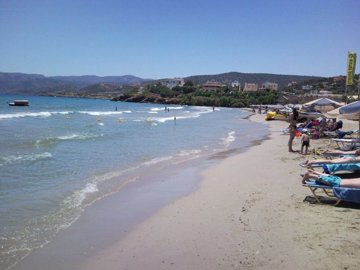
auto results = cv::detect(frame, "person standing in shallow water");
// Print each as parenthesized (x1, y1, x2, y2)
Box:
(288, 108, 299, 152)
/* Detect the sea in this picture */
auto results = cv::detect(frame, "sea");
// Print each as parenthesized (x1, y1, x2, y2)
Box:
(0, 94, 269, 270)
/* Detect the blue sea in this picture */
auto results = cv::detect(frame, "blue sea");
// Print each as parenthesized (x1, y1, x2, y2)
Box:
(0, 94, 268, 269)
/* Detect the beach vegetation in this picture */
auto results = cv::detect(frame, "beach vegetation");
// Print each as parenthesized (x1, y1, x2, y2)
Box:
(147, 84, 179, 98)
(113, 83, 279, 108)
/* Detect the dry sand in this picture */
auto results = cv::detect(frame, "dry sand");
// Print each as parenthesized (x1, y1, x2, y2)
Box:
(79, 114, 360, 270)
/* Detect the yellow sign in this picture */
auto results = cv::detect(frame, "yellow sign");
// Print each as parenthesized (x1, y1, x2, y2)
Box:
(346, 52, 357, 86)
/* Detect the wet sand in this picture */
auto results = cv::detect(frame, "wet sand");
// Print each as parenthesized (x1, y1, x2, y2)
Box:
(77, 114, 360, 270)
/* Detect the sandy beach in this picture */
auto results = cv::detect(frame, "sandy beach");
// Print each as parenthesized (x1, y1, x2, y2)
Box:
(74, 114, 360, 270)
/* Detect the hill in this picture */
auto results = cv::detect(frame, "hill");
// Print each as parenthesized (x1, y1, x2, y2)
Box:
(49, 75, 150, 88)
(185, 72, 323, 88)
(0, 71, 328, 99)
(0, 72, 149, 95)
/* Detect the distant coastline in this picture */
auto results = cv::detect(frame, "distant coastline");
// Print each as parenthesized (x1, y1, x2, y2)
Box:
(1, 71, 350, 108)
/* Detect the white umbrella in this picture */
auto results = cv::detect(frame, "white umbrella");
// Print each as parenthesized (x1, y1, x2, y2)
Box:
(338, 101, 360, 136)
(302, 98, 343, 113)
(325, 107, 340, 118)
(339, 101, 360, 120)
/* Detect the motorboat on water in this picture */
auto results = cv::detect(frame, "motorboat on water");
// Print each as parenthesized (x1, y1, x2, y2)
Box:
(8, 100, 29, 106)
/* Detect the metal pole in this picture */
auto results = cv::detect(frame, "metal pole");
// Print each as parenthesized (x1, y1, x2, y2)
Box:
(345, 85, 348, 103)
(358, 75, 360, 101)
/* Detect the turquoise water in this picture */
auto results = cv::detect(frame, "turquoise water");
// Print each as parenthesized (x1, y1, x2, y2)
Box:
(0, 94, 268, 269)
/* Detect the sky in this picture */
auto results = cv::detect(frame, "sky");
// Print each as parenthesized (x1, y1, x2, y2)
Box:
(0, 0, 359, 79)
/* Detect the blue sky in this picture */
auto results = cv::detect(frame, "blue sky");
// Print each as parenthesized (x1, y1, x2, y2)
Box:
(0, 0, 359, 79)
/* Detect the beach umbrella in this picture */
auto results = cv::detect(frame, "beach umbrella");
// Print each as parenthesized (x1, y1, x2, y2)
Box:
(302, 98, 343, 113)
(325, 107, 340, 118)
(339, 101, 360, 120)
(339, 101, 360, 135)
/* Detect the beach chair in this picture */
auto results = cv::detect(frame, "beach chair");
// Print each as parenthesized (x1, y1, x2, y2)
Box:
(324, 129, 358, 139)
(303, 181, 341, 205)
(300, 162, 360, 174)
(332, 186, 360, 204)
(321, 152, 355, 159)
(303, 181, 360, 205)
(323, 131, 339, 138)
(332, 138, 360, 151)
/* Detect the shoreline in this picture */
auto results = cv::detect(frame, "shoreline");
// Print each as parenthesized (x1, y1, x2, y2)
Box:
(77, 114, 360, 270)
(12, 113, 360, 270)
(11, 112, 267, 270)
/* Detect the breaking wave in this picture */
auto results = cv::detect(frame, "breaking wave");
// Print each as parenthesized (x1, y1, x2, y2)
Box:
(78, 111, 131, 116)
(221, 131, 236, 147)
(35, 133, 103, 147)
(0, 152, 52, 166)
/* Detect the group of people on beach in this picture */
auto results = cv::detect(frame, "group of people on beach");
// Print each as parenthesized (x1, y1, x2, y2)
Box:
(252, 105, 268, 114)
(285, 108, 360, 189)
(287, 108, 349, 155)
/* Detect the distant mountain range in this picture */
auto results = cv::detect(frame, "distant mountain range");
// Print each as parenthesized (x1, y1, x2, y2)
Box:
(0, 71, 324, 96)
(0, 72, 150, 94)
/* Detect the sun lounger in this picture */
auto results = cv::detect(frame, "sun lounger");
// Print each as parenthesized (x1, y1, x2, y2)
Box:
(303, 181, 360, 205)
(332, 138, 360, 151)
(299, 163, 324, 169)
(333, 186, 360, 204)
(324, 129, 358, 139)
(321, 152, 354, 159)
(303, 181, 341, 205)
(323, 131, 339, 138)
(300, 162, 360, 174)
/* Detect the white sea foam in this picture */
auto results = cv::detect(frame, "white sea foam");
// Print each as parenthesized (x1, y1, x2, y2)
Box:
(58, 134, 86, 140)
(177, 149, 202, 157)
(64, 183, 99, 209)
(150, 107, 165, 112)
(50, 111, 72, 115)
(143, 156, 173, 166)
(0, 112, 52, 120)
(57, 133, 103, 140)
(78, 111, 130, 116)
(154, 107, 212, 123)
(152, 113, 201, 123)
(150, 106, 183, 112)
(0, 111, 73, 120)
(222, 131, 236, 147)
(35, 133, 103, 147)
(167, 106, 183, 110)
(153, 116, 176, 123)
(0, 152, 52, 166)
(197, 108, 214, 114)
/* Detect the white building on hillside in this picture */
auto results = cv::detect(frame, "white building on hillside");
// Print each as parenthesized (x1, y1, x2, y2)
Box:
(202, 80, 225, 91)
(243, 83, 258, 92)
(302, 85, 313, 91)
(231, 80, 241, 88)
(261, 81, 278, 91)
(161, 78, 185, 89)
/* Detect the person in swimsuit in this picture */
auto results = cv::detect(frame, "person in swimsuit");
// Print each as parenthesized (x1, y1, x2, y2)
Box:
(288, 108, 299, 152)
(301, 133, 310, 155)
(304, 154, 360, 166)
(303, 154, 360, 174)
(302, 169, 360, 188)
(322, 149, 360, 157)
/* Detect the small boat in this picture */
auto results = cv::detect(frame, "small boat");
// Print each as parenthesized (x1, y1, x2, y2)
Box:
(265, 111, 288, 121)
(8, 100, 29, 106)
